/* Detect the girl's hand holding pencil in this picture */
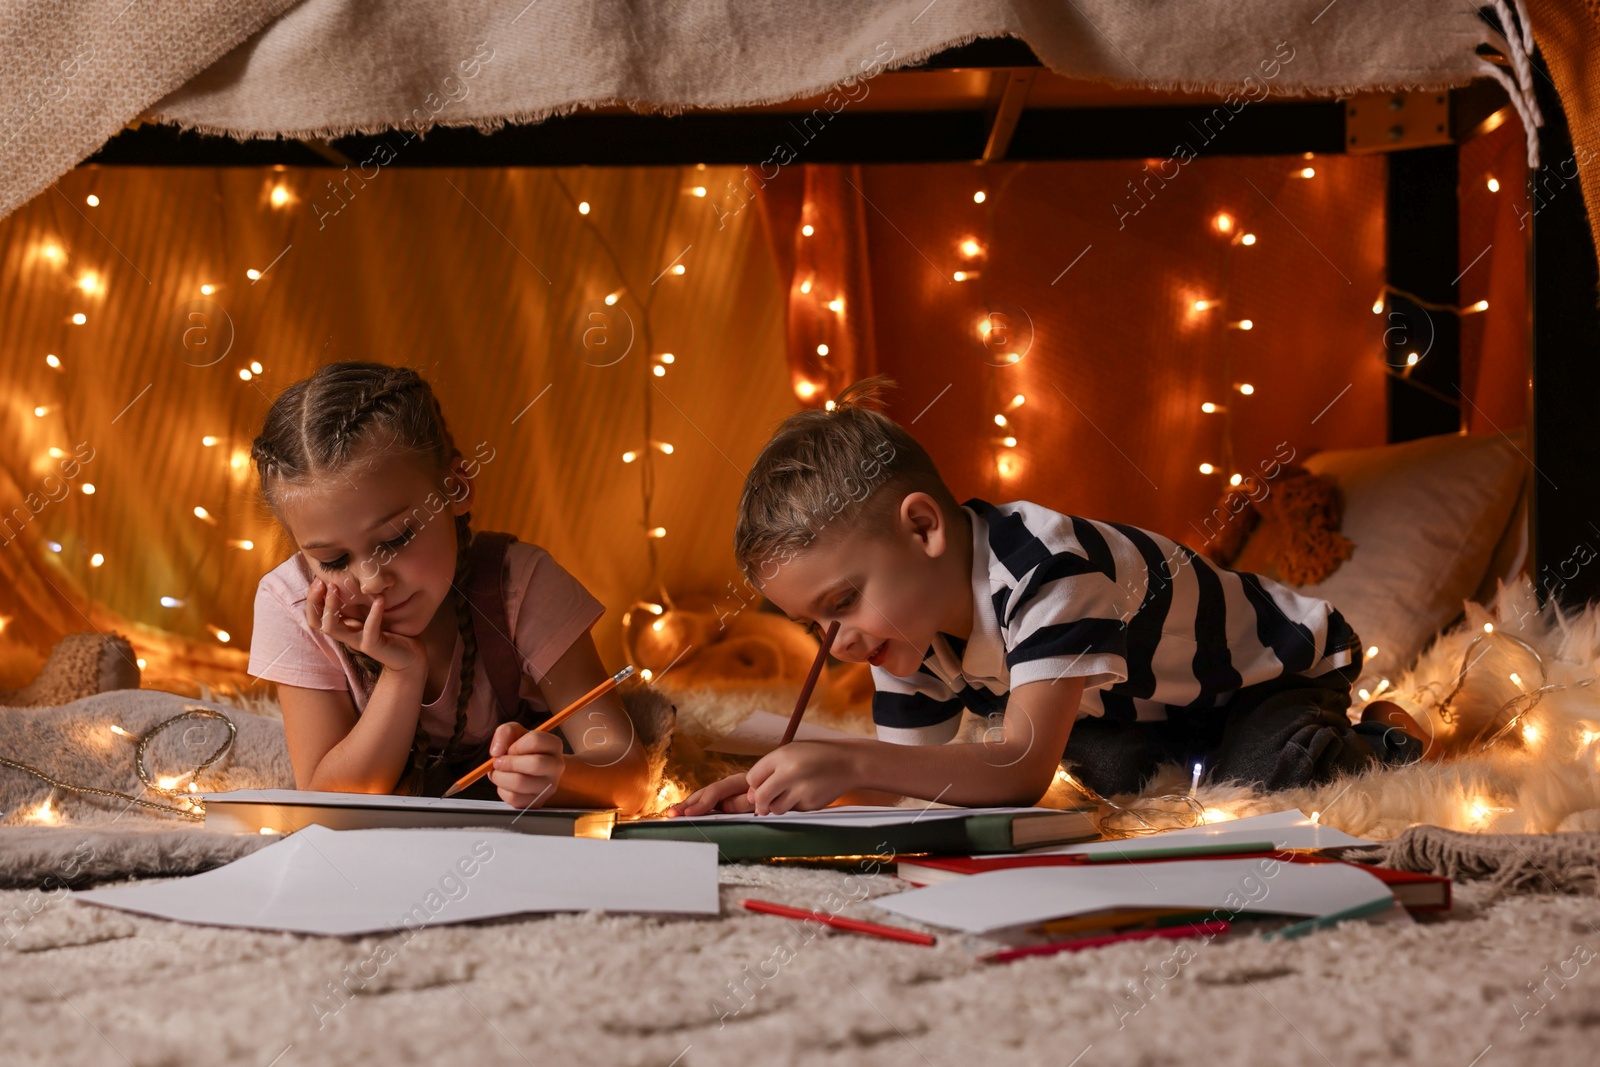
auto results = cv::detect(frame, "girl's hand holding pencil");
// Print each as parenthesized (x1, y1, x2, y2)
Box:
(306, 577, 424, 673)
(485, 723, 566, 809)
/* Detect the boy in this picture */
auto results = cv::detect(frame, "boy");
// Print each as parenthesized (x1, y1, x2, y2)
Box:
(671, 378, 1425, 817)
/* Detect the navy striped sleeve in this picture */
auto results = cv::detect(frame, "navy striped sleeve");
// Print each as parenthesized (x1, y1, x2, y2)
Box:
(1002, 560, 1135, 692)
(870, 664, 964, 745)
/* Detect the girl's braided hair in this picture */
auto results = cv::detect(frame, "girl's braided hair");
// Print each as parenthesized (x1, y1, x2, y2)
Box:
(251, 361, 478, 793)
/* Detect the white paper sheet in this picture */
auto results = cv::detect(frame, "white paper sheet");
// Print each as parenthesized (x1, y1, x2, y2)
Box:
(1033, 808, 1373, 856)
(874, 857, 1394, 934)
(645, 804, 1077, 828)
(704, 710, 860, 754)
(195, 788, 579, 813)
(71, 825, 720, 935)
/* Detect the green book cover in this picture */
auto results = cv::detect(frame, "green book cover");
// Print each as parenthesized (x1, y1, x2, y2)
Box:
(613, 807, 1098, 862)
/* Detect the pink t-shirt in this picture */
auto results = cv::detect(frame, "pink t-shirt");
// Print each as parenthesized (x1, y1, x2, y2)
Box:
(247, 540, 606, 750)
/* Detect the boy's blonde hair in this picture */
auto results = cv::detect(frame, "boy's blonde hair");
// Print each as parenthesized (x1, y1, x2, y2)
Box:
(734, 376, 959, 583)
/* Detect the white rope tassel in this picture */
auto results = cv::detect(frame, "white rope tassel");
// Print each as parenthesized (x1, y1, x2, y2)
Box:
(1481, 0, 1545, 169)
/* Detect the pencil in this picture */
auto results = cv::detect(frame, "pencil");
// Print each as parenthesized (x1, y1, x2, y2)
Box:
(780, 620, 839, 745)
(442, 664, 637, 798)
(741, 897, 936, 945)
(983, 920, 1231, 963)
(1260, 895, 1395, 941)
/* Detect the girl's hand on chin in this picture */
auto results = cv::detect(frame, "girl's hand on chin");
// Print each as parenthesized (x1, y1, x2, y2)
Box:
(306, 578, 424, 673)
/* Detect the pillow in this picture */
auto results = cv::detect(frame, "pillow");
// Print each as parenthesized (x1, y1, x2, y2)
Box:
(1234, 431, 1525, 683)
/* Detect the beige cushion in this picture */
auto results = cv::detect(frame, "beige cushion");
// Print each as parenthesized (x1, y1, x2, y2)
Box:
(1234, 431, 1526, 683)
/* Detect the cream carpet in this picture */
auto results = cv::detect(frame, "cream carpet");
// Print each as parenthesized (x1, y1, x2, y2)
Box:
(4, 574, 1600, 1062)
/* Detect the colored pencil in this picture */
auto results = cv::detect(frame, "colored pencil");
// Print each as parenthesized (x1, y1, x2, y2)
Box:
(1260, 895, 1395, 941)
(779, 619, 840, 745)
(983, 920, 1231, 963)
(442, 664, 636, 797)
(741, 897, 936, 945)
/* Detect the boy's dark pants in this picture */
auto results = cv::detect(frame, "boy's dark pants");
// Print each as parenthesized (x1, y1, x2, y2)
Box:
(1060, 666, 1422, 798)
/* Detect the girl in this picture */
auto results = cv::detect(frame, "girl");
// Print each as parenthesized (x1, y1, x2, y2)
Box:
(246, 361, 650, 812)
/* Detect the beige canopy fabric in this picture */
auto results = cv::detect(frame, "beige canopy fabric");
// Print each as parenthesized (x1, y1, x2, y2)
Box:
(3, 0, 1526, 221)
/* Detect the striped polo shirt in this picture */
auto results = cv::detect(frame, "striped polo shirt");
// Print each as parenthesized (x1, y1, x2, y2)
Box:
(870, 498, 1361, 745)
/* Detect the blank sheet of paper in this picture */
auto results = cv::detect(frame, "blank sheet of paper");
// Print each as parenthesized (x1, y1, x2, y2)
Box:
(874, 857, 1393, 934)
(1033, 808, 1373, 856)
(643, 804, 1067, 828)
(71, 825, 719, 935)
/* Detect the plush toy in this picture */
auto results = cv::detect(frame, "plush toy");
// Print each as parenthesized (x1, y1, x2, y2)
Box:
(1205, 463, 1355, 585)
(0, 632, 142, 707)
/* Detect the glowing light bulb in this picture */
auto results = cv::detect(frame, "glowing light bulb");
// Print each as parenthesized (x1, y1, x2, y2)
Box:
(691, 186, 707, 197)
(672, 264, 686, 275)
(76, 271, 102, 295)
(1300, 167, 1315, 178)
(250, 361, 263, 374)
(1406, 352, 1420, 366)
(1236, 382, 1255, 395)
(193, 506, 213, 522)
(1487, 177, 1500, 192)
(1509, 672, 1523, 688)
(48, 447, 64, 458)
(973, 191, 987, 203)
(259, 827, 278, 835)
(81, 483, 95, 495)
(1372, 297, 1385, 314)
(89, 553, 104, 567)
(824, 400, 836, 411)
(201, 284, 215, 295)
(960, 238, 982, 258)
(994, 414, 1007, 427)
(640, 668, 654, 682)
(799, 279, 812, 294)
(1484, 623, 1495, 634)
(1002, 436, 1017, 447)
(202, 436, 218, 447)
(71, 313, 86, 325)
(1469, 300, 1489, 312)
(652, 619, 665, 632)
(1201, 402, 1218, 413)
(160, 596, 183, 608)
(239, 368, 253, 380)
(654, 442, 674, 454)
(801, 224, 814, 237)
(1194, 299, 1214, 311)
(952, 271, 968, 282)
(1213, 212, 1234, 233)
(110, 725, 130, 737)
(229, 539, 254, 550)
(1366, 645, 1379, 659)
(578, 201, 591, 214)
(246, 269, 261, 280)
(1358, 688, 1371, 701)
(996, 453, 1019, 478)
(659, 353, 675, 363)
(1009, 394, 1026, 409)
(1521, 722, 1539, 744)
(1198, 462, 1215, 475)
(652, 365, 666, 377)
(604, 291, 620, 306)
(796, 380, 818, 400)
(1240, 233, 1257, 246)
(828, 298, 844, 312)
(644, 603, 665, 615)
(158, 776, 179, 790)
(816, 344, 829, 357)
(33, 406, 47, 417)
(45, 354, 60, 368)
(214, 629, 230, 643)
(47, 541, 62, 553)
(1229, 473, 1243, 487)
(86, 194, 100, 207)
(270, 185, 291, 207)
(647, 527, 667, 538)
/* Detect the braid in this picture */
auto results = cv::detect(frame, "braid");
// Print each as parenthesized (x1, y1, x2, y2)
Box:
(330, 372, 427, 461)
(445, 512, 477, 757)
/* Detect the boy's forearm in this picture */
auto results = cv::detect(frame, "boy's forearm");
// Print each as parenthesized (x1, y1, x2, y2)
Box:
(306, 667, 427, 794)
(840, 738, 1059, 807)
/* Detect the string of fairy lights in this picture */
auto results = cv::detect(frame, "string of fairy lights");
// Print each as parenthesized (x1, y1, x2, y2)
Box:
(8, 156, 1559, 831)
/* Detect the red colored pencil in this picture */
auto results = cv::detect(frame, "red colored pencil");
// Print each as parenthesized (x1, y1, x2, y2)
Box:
(780, 620, 839, 745)
(741, 897, 936, 946)
(982, 919, 1231, 963)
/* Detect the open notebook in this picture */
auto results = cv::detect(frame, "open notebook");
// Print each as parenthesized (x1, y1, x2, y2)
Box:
(198, 789, 617, 837)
